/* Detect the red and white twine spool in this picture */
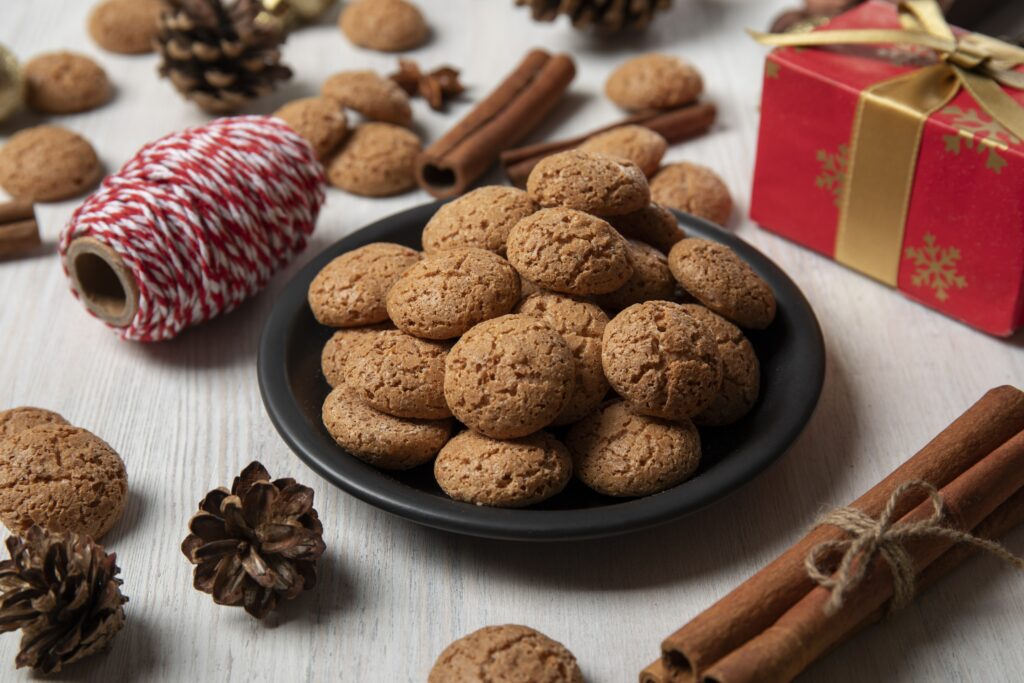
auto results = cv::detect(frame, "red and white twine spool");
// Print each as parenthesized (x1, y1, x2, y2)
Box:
(59, 115, 325, 342)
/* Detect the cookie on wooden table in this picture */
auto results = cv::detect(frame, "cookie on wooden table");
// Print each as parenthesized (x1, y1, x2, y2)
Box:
(526, 149, 650, 217)
(320, 324, 393, 388)
(23, 51, 112, 114)
(0, 407, 69, 442)
(0, 125, 103, 202)
(309, 243, 421, 327)
(667, 238, 776, 329)
(602, 300, 722, 420)
(605, 54, 703, 111)
(88, 0, 166, 55)
(594, 239, 676, 312)
(421, 186, 537, 256)
(607, 202, 686, 254)
(578, 124, 668, 177)
(650, 162, 732, 227)
(321, 70, 412, 126)
(434, 430, 572, 508)
(349, 329, 452, 419)
(567, 400, 701, 497)
(273, 97, 348, 160)
(327, 123, 421, 196)
(339, 0, 429, 52)
(429, 624, 583, 683)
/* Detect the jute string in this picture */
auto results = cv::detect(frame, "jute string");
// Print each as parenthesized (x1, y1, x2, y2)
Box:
(805, 480, 1024, 616)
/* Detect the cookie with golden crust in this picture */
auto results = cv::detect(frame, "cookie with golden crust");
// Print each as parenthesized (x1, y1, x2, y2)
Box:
(594, 239, 676, 312)
(23, 51, 112, 114)
(349, 329, 452, 419)
(308, 243, 422, 327)
(321, 70, 412, 126)
(0, 126, 102, 202)
(88, 0, 165, 54)
(650, 162, 732, 227)
(273, 97, 348, 160)
(326, 123, 421, 196)
(421, 186, 537, 256)
(320, 324, 394, 388)
(339, 0, 429, 52)
(429, 624, 583, 683)
(605, 54, 703, 111)
(607, 203, 686, 254)
(0, 407, 69, 442)
(578, 124, 668, 177)
(526, 149, 650, 217)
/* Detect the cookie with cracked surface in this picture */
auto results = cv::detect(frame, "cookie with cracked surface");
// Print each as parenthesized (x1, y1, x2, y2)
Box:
(668, 238, 776, 329)
(386, 248, 520, 340)
(321, 387, 451, 470)
(607, 203, 686, 254)
(577, 124, 668, 177)
(0, 424, 127, 539)
(650, 162, 732, 227)
(516, 292, 610, 425)
(0, 407, 69, 442)
(605, 54, 703, 111)
(273, 96, 348, 160)
(444, 314, 574, 439)
(339, 0, 429, 52)
(88, 0, 166, 54)
(506, 208, 633, 296)
(0, 125, 103, 202)
(320, 324, 394, 388)
(602, 300, 722, 420)
(309, 242, 422, 327)
(594, 239, 676, 312)
(680, 304, 760, 426)
(349, 329, 452, 419)
(422, 186, 537, 256)
(326, 123, 421, 196)
(434, 430, 572, 507)
(428, 624, 583, 683)
(567, 400, 701, 497)
(526, 149, 650, 216)
(321, 70, 412, 126)
(23, 51, 112, 114)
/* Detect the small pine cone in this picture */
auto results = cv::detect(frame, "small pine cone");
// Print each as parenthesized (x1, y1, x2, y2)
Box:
(0, 527, 128, 673)
(515, 0, 673, 32)
(181, 461, 325, 619)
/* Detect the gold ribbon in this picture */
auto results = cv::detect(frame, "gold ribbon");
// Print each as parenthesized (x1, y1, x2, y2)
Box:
(751, 0, 1024, 285)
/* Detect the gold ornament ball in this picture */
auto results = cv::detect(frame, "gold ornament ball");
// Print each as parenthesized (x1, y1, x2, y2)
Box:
(0, 44, 23, 123)
(260, 0, 337, 30)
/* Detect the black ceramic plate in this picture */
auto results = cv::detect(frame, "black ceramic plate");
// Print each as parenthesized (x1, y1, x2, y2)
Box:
(258, 202, 825, 542)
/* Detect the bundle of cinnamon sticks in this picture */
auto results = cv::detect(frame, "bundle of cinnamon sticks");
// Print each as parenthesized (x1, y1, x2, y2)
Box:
(642, 385, 1024, 683)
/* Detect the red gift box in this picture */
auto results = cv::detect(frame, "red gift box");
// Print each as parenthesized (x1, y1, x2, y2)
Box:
(750, 0, 1024, 336)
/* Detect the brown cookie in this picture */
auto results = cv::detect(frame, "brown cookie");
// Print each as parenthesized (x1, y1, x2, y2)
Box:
(321, 387, 451, 470)
(422, 186, 537, 256)
(516, 292, 609, 425)
(650, 162, 732, 227)
(577, 124, 668, 177)
(0, 407, 69, 442)
(602, 300, 722, 420)
(506, 208, 633, 296)
(386, 248, 520, 340)
(668, 238, 777, 329)
(567, 400, 701, 497)
(339, 0, 429, 52)
(605, 54, 703, 111)
(23, 51, 112, 114)
(434, 430, 572, 508)
(308, 243, 422, 327)
(326, 123, 421, 196)
(349, 329, 452, 419)
(0, 125, 102, 202)
(594, 239, 676, 312)
(321, 324, 393, 388)
(608, 202, 686, 254)
(679, 304, 760, 426)
(88, 0, 166, 55)
(321, 70, 412, 126)
(273, 97, 348, 161)
(527, 149, 650, 217)
(444, 314, 575, 439)
(429, 624, 583, 683)
(0, 424, 127, 539)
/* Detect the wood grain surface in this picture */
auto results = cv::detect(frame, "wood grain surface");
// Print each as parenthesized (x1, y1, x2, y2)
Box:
(1, 1, 1022, 681)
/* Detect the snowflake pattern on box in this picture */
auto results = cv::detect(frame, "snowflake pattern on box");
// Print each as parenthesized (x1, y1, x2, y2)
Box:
(904, 233, 967, 302)
(815, 144, 848, 207)
(940, 106, 1020, 175)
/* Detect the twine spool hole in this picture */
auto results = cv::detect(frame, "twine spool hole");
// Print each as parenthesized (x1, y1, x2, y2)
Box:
(65, 237, 139, 328)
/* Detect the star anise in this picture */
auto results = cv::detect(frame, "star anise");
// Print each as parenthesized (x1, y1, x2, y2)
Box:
(390, 59, 465, 111)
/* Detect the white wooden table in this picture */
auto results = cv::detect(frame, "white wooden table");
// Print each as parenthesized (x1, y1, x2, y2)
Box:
(2, 1, 1023, 681)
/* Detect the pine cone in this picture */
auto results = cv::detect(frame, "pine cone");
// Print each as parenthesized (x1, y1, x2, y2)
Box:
(0, 527, 127, 673)
(515, 0, 673, 32)
(156, 0, 293, 113)
(181, 461, 325, 619)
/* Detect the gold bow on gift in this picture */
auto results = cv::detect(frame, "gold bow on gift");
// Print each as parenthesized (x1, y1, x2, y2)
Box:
(750, 0, 1024, 286)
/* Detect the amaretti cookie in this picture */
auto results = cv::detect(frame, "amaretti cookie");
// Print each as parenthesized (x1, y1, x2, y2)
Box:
(386, 248, 520, 340)
(23, 51, 112, 114)
(650, 162, 733, 227)
(273, 97, 348, 160)
(421, 186, 537, 256)
(527, 149, 650, 216)
(0, 407, 69, 441)
(321, 70, 412, 126)
(429, 624, 583, 683)
(0, 125, 103, 202)
(602, 300, 722, 420)
(578, 124, 668, 177)
(605, 54, 703, 111)
(680, 304, 760, 426)
(88, 0, 165, 55)
(516, 292, 610, 425)
(0, 424, 127, 539)
(608, 203, 686, 254)
(322, 387, 451, 470)
(350, 329, 452, 419)
(327, 123, 421, 196)
(340, 0, 429, 52)
(594, 239, 676, 312)
(506, 208, 633, 296)
(444, 315, 574, 439)
(668, 238, 777, 329)
(434, 430, 572, 508)
(567, 400, 701, 497)
(321, 324, 393, 387)
(308, 242, 422, 327)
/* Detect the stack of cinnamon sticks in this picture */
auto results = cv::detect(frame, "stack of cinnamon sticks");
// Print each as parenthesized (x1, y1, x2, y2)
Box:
(641, 385, 1024, 683)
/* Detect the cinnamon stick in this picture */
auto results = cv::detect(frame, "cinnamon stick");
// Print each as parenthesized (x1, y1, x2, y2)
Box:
(501, 102, 718, 187)
(0, 200, 40, 258)
(701, 427, 1024, 683)
(414, 49, 576, 198)
(658, 385, 1024, 681)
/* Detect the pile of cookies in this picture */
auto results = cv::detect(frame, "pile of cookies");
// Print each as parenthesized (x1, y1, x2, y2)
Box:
(309, 149, 775, 507)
